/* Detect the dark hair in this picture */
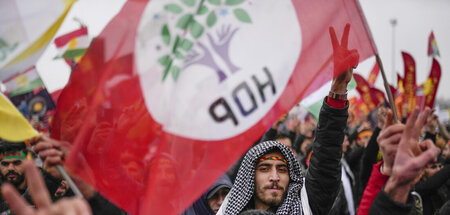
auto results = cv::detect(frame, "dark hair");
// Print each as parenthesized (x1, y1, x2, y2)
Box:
(274, 133, 291, 142)
(0, 139, 27, 154)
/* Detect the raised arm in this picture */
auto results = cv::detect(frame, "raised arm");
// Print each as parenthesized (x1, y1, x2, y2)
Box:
(305, 23, 358, 214)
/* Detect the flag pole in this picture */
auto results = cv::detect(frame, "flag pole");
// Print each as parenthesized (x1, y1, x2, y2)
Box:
(25, 138, 84, 198)
(355, 0, 399, 123)
(376, 54, 399, 123)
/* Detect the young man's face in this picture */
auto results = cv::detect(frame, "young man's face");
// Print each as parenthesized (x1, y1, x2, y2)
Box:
(207, 187, 230, 213)
(0, 158, 26, 189)
(254, 152, 290, 210)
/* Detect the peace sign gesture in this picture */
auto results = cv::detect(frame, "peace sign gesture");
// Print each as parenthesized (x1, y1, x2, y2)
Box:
(329, 24, 360, 82)
(384, 107, 441, 203)
(1, 160, 92, 215)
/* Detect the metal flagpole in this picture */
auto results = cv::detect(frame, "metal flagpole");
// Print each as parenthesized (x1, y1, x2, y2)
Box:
(355, 0, 399, 123)
(376, 54, 399, 123)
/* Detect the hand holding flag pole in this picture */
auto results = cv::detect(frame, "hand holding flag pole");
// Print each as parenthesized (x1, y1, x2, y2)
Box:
(30, 136, 84, 198)
(0, 93, 83, 197)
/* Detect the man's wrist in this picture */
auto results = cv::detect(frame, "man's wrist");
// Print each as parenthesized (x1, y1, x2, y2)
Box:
(330, 82, 348, 94)
(380, 163, 392, 176)
(384, 177, 410, 203)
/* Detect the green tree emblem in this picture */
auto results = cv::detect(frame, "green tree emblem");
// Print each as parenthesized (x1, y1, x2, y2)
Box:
(158, 0, 251, 81)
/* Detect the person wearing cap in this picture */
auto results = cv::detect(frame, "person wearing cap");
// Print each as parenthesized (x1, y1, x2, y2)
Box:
(182, 174, 233, 215)
(0, 140, 60, 213)
(0, 141, 28, 192)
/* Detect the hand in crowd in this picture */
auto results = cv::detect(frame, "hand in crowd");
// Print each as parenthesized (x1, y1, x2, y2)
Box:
(34, 135, 97, 198)
(376, 108, 398, 176)
(329, 23, 359, 91)
(34, 134, 71, 179)
(376, 105, 388, 129)
(383, 107, 441, 203)
(1, 159, 92, 215)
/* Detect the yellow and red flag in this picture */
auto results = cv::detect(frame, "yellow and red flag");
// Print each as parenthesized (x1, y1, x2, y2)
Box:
(424, 58, 441, 108)
(427, 31, 440, 57)
(354, 73, 383, 110)
(401, 52, 417, 114)
(367, 62, 379, 85)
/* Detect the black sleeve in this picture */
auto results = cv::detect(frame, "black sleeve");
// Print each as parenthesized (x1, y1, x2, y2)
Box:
(360, 127, 381, 190)
(368, 189, 413, 215)
(87, 192, 127, 215)
(415, 165, 450, 195)
(305, 98, 348, 215)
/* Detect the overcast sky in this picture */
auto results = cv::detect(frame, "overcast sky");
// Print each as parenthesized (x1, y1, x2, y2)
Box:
(36, 0, 450, 100)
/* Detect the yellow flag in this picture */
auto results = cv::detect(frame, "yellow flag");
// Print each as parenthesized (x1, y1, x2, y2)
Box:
(0, 93, 39, 142)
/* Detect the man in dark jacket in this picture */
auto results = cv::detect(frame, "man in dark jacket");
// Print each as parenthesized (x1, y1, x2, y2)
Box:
(217, 23, 357, 215)
(218, 93, 349, 215)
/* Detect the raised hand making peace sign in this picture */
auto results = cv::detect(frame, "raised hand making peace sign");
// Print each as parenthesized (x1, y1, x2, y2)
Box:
(329, 24, 360, 84)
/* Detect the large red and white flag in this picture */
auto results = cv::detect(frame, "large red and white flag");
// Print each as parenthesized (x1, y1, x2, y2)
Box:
(51, 0, 377, 214)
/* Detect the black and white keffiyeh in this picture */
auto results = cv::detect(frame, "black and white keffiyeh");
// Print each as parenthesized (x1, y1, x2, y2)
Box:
(224, 141, 304, 215)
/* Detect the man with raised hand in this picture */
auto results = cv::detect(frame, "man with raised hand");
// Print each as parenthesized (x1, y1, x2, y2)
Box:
(217, 24, 359, 215)
(368, 107, 441, 214)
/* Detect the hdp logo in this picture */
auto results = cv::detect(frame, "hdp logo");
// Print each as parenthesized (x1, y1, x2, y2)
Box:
(156, 0, 252, 83)
(136, 0, 301, 140)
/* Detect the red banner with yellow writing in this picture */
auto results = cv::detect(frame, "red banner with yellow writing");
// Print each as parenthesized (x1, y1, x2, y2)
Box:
(424, 58, 441, 108)
(401, 52, 416, 114)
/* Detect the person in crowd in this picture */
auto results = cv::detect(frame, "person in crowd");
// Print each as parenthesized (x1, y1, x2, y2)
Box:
(275, 133, 297, 158)
(0, 140, 60, 213)
(368, 108, 442, 214)
(54, 180, 69, 200)
(414, 159, 450, 215)
(329, 133, 357, 215)
(182, 174, 232, 215)
(217, 23, 358, 214)
(33, 135, 127, 215)
(1, 159, 92, 215)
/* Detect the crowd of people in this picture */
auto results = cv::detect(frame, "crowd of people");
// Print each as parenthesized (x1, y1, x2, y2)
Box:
(1, 25, 449, 215)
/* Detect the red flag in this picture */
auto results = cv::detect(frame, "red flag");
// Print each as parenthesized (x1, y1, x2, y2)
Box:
(401, 52, 416, 113)
(367, 62, 379, 85)
(371, 87, 385, 105)
(52, 1, 377, 214)
(354, 73, 377, 110)
(427, 31, 440, 57)
(424, 58, 441, 108)
(389, 84, 397, 98)
(397, 73, 404, 91)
